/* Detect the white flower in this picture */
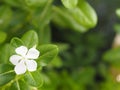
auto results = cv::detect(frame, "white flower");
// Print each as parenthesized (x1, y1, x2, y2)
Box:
(9, 46, 40, 75)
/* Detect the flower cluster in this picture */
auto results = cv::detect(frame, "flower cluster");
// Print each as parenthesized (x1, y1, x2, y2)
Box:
(10, 46, 40, 75)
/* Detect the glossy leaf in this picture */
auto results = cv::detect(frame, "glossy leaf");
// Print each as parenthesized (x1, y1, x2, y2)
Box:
(21, 30, 38, 48)
(77, 0, 97, 28)
(37, 44, 59, 66)
(61, 0, 78, 9)
(0, 64, 15, 86)
(52, 0, 97, 32)
(9, 79, 30, 90)
(24, 71, 43, 87)
(0, 44, 13, 63)
(10, 37, 24, 48)
(53, 6, 87, 32)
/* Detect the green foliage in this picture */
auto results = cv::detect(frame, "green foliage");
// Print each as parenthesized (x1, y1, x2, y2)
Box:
(21, 30, 38, 48)
(40, 67, 95, 90)
(37, 44, 59, 66)
(53, 0, 97, 32)
(0, 0, 100, 89)
(24, 71, 43, 87)
(0, 64, 15, 86)
(0, 30, 58, 89)
(116, 8, 120, 18)
(25, 0, 47, 7)
(100, 74, 120, 90)
(11, 38, 24, 48)
(104, 9, 120, 67)
(0, 44, 13, 63)
(61, 0, 78, 9)
(9, 80, 30, 90)
(104, 47, 120, 62)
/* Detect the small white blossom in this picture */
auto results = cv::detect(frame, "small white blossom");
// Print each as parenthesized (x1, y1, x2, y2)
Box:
(10, 46, 40, 75)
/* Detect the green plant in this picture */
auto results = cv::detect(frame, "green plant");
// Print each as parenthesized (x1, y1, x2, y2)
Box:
(0, 0, 98, 89)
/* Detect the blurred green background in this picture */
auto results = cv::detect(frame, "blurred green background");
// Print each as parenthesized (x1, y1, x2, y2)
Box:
(1, 0, 120, 90)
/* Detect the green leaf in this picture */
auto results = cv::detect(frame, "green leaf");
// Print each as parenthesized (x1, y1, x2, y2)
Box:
(37, 44, 59, 66)
(52, 6, 87, 32)
(4, 0, 23, 7)
(0, 44, 13, 63)
(61, 0, 78, 9)
(24, 71, 43, 87)
(21, 30, 38, 48)
(9, 79, 30, 90)
(4, 0, 29, 10)
(52, 0, 97, 32)
(10, 37, 24, 48)
(31, 0, 52, 28)
(116, 8, 120, 18)
(77, 0, 97, 28)
(25, 0, 47, 7)
(103, 47, 120, 66)
(0, 64, 15, 86)
(0, 31, 7, 44)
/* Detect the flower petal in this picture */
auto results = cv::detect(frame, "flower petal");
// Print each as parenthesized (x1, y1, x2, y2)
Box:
(14, 61, 27, 75)
(10, 55, 22, 65)
(26, 60, 37, 71)
(15, 46, 28, 56)
(26, 48, 40, 59)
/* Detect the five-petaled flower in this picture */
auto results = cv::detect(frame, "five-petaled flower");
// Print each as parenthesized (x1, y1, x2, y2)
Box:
(9, 46, 40, 75)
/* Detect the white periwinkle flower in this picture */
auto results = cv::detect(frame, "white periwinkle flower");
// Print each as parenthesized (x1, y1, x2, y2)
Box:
(10, 46, 40, 75)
